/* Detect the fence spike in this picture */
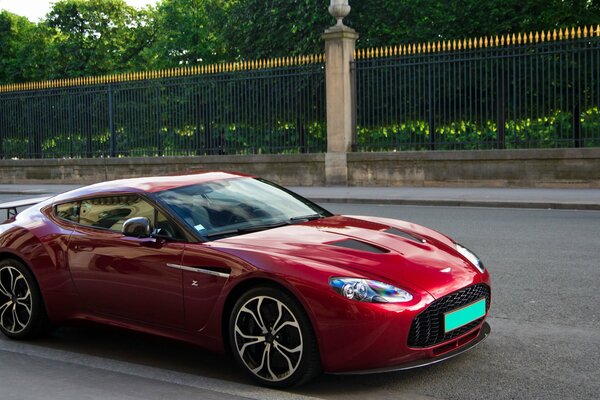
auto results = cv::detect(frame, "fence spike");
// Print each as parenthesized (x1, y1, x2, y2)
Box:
(552, 29, 557, 40)
(597, 25, 600, 36)
(583, 26, 589, 37)
(570, 27, 576, 38)
(576, 26, 581, 38)
(517, 33, 522, 44)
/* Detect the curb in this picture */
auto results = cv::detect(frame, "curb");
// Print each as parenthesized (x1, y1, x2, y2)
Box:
(305, 197, 600, 211)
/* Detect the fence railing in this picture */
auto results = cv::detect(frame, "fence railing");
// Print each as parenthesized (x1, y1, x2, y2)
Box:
(354, 27, 600, 151)
(0, 56, 326, 159)
(1, 27, 600, 159)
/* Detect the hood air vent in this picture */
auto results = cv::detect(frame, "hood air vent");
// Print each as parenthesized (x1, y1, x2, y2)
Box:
(329, 239, 389, 254)
(384, 227, 426, 243)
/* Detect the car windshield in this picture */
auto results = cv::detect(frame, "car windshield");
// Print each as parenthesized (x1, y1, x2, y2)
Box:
(154, 178, 332, 240)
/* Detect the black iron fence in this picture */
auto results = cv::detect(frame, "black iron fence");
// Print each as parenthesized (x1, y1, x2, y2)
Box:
(355, 28, 600, 151)
(1, 28, 600, 159)
(0, 57, 326, 159)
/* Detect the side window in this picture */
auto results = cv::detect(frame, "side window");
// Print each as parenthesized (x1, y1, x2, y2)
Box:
(155, 210, 184, 240)
(79, 195, 155, 233)
(55, 201, 80, 223)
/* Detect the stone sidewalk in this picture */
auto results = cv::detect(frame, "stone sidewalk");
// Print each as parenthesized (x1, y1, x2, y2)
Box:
(1, 183, 599, 210)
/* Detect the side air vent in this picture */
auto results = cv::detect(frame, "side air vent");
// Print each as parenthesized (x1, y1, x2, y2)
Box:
(329, 239, 389, 254)
(384, 227, 426, 243)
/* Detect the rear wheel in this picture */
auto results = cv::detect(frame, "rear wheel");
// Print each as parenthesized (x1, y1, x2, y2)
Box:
(0, 259, 49, 339)
(229, 286, 320, 387)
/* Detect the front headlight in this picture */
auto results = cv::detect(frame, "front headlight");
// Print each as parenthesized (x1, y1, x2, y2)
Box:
(455, 243, 485, 273)
(329, 277, 413, 303)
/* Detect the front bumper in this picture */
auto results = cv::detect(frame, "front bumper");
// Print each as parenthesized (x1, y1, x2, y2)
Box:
(332, 322, 490, 375)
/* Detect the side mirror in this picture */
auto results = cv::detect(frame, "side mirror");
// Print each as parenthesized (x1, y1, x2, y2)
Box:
(122, 217, 152, 238)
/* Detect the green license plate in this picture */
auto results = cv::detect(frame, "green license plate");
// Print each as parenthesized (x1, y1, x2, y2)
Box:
(444, 298, 486, 333)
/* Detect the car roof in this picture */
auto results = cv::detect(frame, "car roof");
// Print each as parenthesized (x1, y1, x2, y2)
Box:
(53, 171, 252, 202)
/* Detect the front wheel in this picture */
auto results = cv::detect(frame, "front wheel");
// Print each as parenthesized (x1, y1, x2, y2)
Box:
(229, 286, 320, 387)
(0, 258, 49, 339)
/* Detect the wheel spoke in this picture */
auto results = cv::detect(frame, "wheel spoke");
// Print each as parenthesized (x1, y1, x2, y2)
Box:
(254, 297, 268, 333)
(250, 343, 270, 375)
(240, 304, 267, 333)
(17, 288, 31, 304)
(12, 273, 25, 294)
(273, 341, 302, 354)
(271, 301, 284, 332)
(273, 342, 295, 373)
(265, 344, 278, 380)
(0, 269, 13, 297)
(0, 300, 11, 319)
(12, 305, 27, 330)
(272, 320, 300, 336)
(7, 268, 16, 294)
(16, 301, 31, 316)
(235, 326, 266, 356)
(0, 279, 10, 298)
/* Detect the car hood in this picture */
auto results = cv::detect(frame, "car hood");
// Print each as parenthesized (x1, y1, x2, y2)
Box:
(211, 215, 483, 299)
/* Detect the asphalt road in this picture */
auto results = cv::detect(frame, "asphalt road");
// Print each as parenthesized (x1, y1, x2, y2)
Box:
(1, 198, 599, 400)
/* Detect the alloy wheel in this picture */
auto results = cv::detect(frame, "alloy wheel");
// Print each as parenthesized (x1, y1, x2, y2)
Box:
(0, 265, 33, 335)
(233, 295, 304, 382)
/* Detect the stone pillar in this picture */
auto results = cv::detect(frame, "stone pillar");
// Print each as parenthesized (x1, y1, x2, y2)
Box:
(322, 25, 358, 186)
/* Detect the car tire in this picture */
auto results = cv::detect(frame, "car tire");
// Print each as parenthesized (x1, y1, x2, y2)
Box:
(229, 286, 320, 388)
(0, 258, 50, 339)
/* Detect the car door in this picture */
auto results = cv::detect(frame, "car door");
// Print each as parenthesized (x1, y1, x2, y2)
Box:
(66, 194, 186, 329)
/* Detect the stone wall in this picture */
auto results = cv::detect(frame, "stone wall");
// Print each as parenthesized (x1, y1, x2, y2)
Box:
(1, 149, 599, 188)
(347, 148, 600, 188)
(0, 154, 326, 186)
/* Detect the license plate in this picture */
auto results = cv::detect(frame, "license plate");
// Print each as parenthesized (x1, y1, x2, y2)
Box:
(444, 298, 486, 333)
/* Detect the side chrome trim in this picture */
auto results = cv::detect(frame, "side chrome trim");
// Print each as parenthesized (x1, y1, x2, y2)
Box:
(166, 263, 230, 278)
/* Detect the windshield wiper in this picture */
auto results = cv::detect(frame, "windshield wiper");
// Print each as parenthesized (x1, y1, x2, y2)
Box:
(205, 215, 324, 239)
(205, 221, 291, 238)
(289, 214, 323, 222)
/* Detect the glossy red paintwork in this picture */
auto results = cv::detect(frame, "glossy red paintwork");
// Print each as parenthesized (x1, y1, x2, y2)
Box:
(0, 172, 491, 373)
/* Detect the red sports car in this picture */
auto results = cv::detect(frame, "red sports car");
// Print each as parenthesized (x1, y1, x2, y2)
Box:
(0, 172, 490, 387)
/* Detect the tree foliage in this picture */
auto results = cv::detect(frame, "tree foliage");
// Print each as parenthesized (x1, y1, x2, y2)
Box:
(1, 0, 600, 83)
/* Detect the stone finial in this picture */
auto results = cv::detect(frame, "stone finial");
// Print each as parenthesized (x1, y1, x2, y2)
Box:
(328, 0, 351, 27)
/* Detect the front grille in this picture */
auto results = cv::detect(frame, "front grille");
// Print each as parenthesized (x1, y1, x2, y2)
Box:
(408, 284, 490, 348)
